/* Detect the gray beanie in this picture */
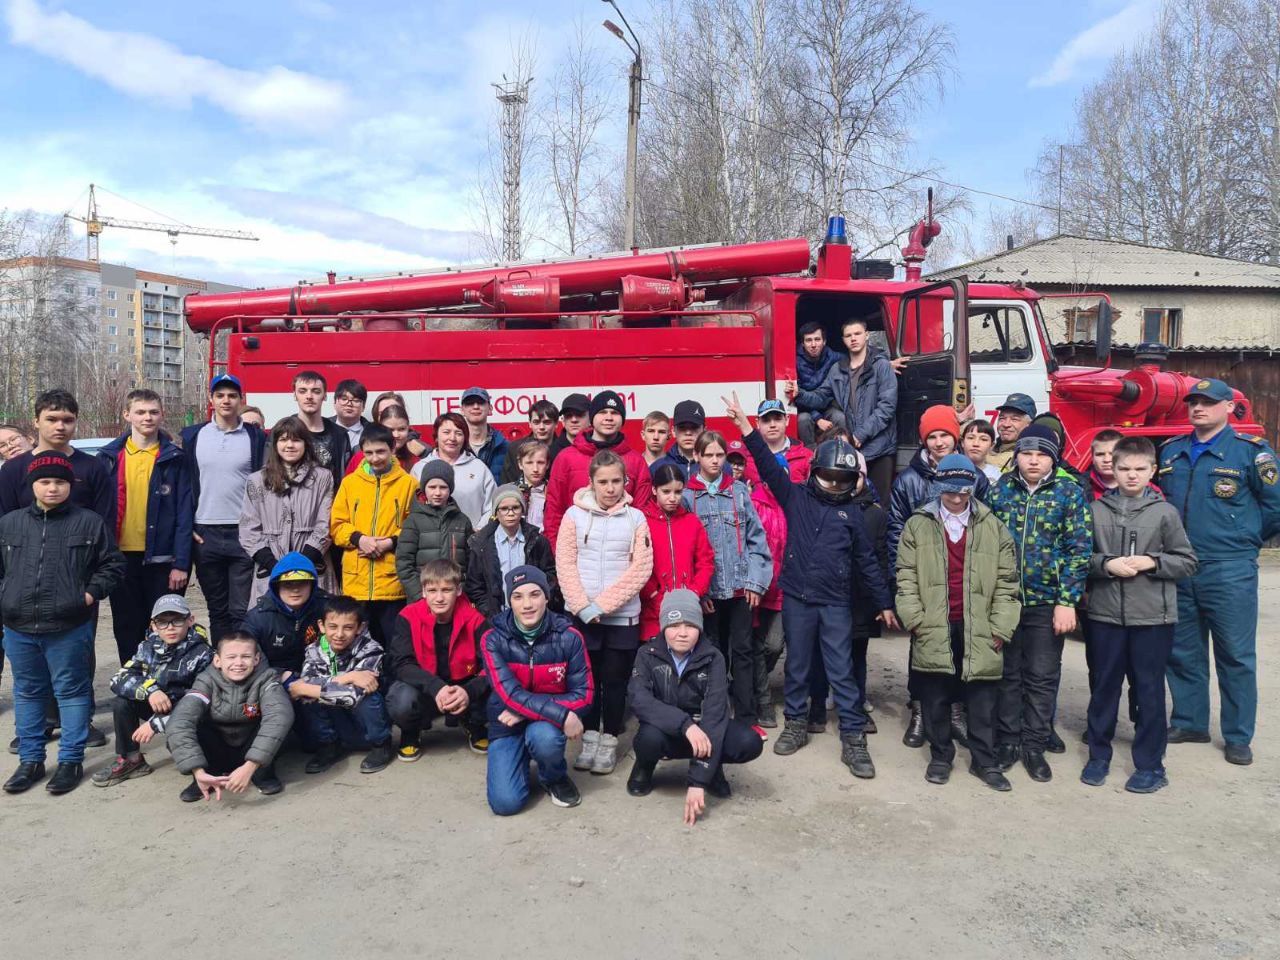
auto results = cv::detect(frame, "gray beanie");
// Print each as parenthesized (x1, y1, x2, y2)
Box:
(659, 588, 704, 635)
(492, 483, 526, 515)
(420, 459, 455, 493)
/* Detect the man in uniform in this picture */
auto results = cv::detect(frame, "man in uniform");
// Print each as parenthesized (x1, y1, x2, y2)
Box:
(1159, 378, 1280, 766)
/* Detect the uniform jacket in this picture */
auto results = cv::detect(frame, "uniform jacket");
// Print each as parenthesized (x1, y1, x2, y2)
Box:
(480, 608, 592, 740)
(793, 347, 898, 462)
(166, 661, 293, 773)
(331, 460, 417, 601)
(465, 519, 557, 618)
(639, 499, 716, 639)
(110, 625, 212, 732)
(895, 499, 1022, 682)
(179, 420, 267, 521)
(395, 497, 474, 602)
(99, 432, 193, 570)
(239, 463, 336, 606)
(1087, 488, 1198, 626)
(1158, 426, 1280, 559)
(299, 628, 384, 707)
(390, 593, 490, 697)
(543, 431, 653, 545)
(0, 501, 125, 634)
(471, 428, 509, 483)
(0, 447, 116, 526)
(628, 633, 730, 787)
(887, 447, 990, 571)
(683, 473, 772, 600)
(241, 553, 329, 673)
(986, 469, 1092, 607)
(743, 430, 891, 610)
(411, 450, 495, 531)
(555, 488, 653, 624)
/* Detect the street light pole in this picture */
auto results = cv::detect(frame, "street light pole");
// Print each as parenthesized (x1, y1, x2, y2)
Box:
(603, 2, 642, 251)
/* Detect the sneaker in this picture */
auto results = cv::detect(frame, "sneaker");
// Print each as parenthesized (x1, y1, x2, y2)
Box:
(752, 724, 769, 741)
(360, 743, 396, 774)
(544, 776, 581, 808)
(398, 734, 422, 762)
(1125, 768, 1169, 793)
(84, 724, 107, 749)
(626, 760, 655, 797)
(3, 761, 46, 794)
(707, 766, 732, 799)
(46, 761, 83, 795)
(862, 708, 877, 735)
(969, 763, 1012, 792)
(304, 742, 345, 775)
(925, 759, 951, 784)
(757, 702, 778, 728)
(806, 720, 828, 734)
(92, 754, 153, 787)
(251, 764, 284, 796)
(1224, 743, 1253, 765)
(1080, 758, 1109, 787)
(591, 733, 618, 775)
(467, 729, 490, 755)
(574, 729, 600, 771)
(179, 779, 204, 803)
(1166, 726, 1210, 744)
(773, 719, 810, 756)
(841, 732, 876, 779)
(1045, 727, 1066, 754)
(902, 701, 925, 748)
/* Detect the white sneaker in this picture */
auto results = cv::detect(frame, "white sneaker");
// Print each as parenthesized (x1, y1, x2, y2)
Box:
(591, 733, 619, 775)
(574, 729, 600, 771)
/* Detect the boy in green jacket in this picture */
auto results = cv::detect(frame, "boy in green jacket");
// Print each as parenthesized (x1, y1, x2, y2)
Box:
(896, 455, 1022, 791)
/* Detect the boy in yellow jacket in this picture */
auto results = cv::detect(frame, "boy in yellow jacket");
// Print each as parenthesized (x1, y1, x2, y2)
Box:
(330, 424, 417, 646)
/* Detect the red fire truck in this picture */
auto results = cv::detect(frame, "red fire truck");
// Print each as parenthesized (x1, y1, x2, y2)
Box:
(184, 208, 1263, 469)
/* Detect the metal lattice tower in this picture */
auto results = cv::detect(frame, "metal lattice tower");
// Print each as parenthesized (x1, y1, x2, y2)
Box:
(493, 78, 530, 262)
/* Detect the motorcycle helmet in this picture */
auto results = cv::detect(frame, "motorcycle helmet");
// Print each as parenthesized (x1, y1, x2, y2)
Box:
(809, 437, 860, 504)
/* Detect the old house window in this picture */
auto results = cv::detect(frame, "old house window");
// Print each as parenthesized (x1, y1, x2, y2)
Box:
(1142, 308, 1182, 347)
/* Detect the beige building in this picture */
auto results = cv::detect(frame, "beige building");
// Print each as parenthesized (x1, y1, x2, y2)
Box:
(930, 235, 1280, 349)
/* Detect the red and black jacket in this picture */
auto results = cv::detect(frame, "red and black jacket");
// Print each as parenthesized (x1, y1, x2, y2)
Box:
(390, 594, 489, 700)
(480, 608, 592, 739)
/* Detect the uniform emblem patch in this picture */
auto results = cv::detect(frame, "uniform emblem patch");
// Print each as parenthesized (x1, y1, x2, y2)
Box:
(1257, 452, 1278, 486)
(1196, 379, 1211, 390)
(243, 702, 261, 719)
(1212, 476, 1239, 498)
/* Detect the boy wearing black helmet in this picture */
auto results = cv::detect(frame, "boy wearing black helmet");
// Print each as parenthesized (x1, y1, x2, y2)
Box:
(724, 393, 896, 779)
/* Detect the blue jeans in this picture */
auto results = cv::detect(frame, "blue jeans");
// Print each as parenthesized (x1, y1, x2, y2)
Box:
(5, 623, 94, 764)
(781, 597, 863, 734)
(298, 693, 392, 748)
(486, 720, 568, 816)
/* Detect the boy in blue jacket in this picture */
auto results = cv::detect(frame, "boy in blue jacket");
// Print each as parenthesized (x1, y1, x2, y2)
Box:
(481, 566, 591, 815)
(725, 394, 896, 780)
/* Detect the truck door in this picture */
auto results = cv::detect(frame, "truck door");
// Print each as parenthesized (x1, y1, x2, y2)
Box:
(967, 301, 1048, 422)
(895, 278, 969, 467)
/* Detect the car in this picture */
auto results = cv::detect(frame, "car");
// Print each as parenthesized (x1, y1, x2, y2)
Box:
(73, 437, 117, 457)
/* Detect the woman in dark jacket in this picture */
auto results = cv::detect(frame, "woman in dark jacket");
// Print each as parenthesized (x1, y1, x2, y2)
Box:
(465, 491, 557, 617)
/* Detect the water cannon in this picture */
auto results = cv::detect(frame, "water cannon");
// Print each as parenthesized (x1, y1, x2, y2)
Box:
(901, 188, 941, 282)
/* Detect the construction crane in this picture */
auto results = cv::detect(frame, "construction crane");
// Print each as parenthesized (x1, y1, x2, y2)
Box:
(65, 183, 259, 262)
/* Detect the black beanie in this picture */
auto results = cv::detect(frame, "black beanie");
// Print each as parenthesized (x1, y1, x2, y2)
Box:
(589, 390, 626, 423)
(27, 452, 74, 486)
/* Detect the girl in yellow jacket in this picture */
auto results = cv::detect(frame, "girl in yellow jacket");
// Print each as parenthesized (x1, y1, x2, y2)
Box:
(330, 425, 417, 645)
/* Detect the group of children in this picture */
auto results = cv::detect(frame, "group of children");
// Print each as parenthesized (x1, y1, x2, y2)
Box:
(0, 368, 1228, 816)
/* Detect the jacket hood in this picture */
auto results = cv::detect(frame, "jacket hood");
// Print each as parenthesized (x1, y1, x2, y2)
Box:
(686, 472, 739, 494)
(477, 517, 541, 540)
(851, 482, 880, 506)
(572, 430, 632, 457)
(572, 486, 634, 514)
(914, 495, 994, 525)
(351, 457, 410, 485)
(207, 658, 275, 693)
(1094, 485, 1164, 517)
(269, 550, 318, 584)
(907, 446, 937, 479)
(642, 498, 692, 522)
(491, 605, 573, 643)
(661, 444, 697, 466)
(103, 430, 180, 460)
(644, 631, 717, 667)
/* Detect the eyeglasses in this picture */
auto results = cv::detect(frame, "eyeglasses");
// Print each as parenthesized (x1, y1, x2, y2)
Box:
(152, 618, 187, 629)
(497, 504, 523, 513)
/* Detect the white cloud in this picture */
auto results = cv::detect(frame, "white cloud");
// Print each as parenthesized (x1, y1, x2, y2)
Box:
(1029, 0, 1159, 87)
(3, 0, 350, 131)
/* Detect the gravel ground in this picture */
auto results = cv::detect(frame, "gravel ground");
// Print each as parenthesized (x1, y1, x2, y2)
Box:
(1, 556, 1277, 959)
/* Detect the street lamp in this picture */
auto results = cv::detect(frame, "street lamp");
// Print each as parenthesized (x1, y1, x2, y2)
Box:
(602, 1, 642, 250)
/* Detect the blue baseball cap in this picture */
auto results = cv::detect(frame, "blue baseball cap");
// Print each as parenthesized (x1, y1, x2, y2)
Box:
(1185, 378, 1233, 404)
(757, 398, 787, 418)
(209, 373, 242, 395)
(996, 393, 1036, 419)
(935, 453, 978, 493)
(461, 386, 491, 404)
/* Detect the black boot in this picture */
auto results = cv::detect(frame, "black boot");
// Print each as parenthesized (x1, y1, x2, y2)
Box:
(950, 703, 969, 748)
(1045, 727, 1066, 754)
(304, 742, 345, 775)
(626, 760, 655, 796)
(707, 766, 732, 799)
(46, 762, 83, 795)
(1022, 749, 1052, 782)
(841, 732, 876, 779)
(3, 761, 46, 793)
(995, 742, 1019, 772)
(902, 702, 925, 748)
(252, 763, 284, 795)
(925, 759, 952, 784)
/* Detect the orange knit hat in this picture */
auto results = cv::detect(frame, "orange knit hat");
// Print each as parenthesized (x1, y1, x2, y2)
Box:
(918, 404, 960, 443)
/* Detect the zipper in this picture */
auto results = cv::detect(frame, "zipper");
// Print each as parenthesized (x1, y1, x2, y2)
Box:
(369, 477, 382, 598)
(665, 514, 677, 588)
(1017, 486, 1036, 603)
(35, 510, 49, 616)
(1118, 523, 1129, 622)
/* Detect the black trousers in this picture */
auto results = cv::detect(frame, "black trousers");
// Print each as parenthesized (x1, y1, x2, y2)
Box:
(580, 624, 639, 736)
(753, 607, 783, 709)
(632, 718, 764, 778)
(109, 553, 179, 666)
(193, 524, 253, 644)
(997, 605, 1062, 752)
(1085, 619, 1174, 772)
(111, 696, 154, 756)
(865, 455, 895, 511)
(706, 596, 758, 725)
(194, 717, 258, 776)
(364, 600, 405, 650)
(917, 622, 998, 770)
(386, 680, 488, 740)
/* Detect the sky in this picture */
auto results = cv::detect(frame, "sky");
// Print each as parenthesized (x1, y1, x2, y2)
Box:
(0, 0, 1162, 288)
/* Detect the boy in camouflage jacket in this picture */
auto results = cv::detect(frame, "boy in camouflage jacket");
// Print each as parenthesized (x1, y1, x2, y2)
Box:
(985, 425, 1091, 782)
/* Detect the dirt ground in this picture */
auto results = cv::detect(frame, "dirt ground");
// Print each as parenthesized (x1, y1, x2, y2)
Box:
(1, 558, 1278, 959)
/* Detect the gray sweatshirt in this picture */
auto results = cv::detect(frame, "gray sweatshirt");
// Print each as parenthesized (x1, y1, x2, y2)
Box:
(1087, 490, 1197, 626)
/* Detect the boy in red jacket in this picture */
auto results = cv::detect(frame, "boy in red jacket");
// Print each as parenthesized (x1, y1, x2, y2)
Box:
(386, 560, 490, 758)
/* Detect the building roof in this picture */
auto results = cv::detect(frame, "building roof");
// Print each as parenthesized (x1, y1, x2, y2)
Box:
(0, 256, 222, 290)
(928, 235, 1280, 290)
